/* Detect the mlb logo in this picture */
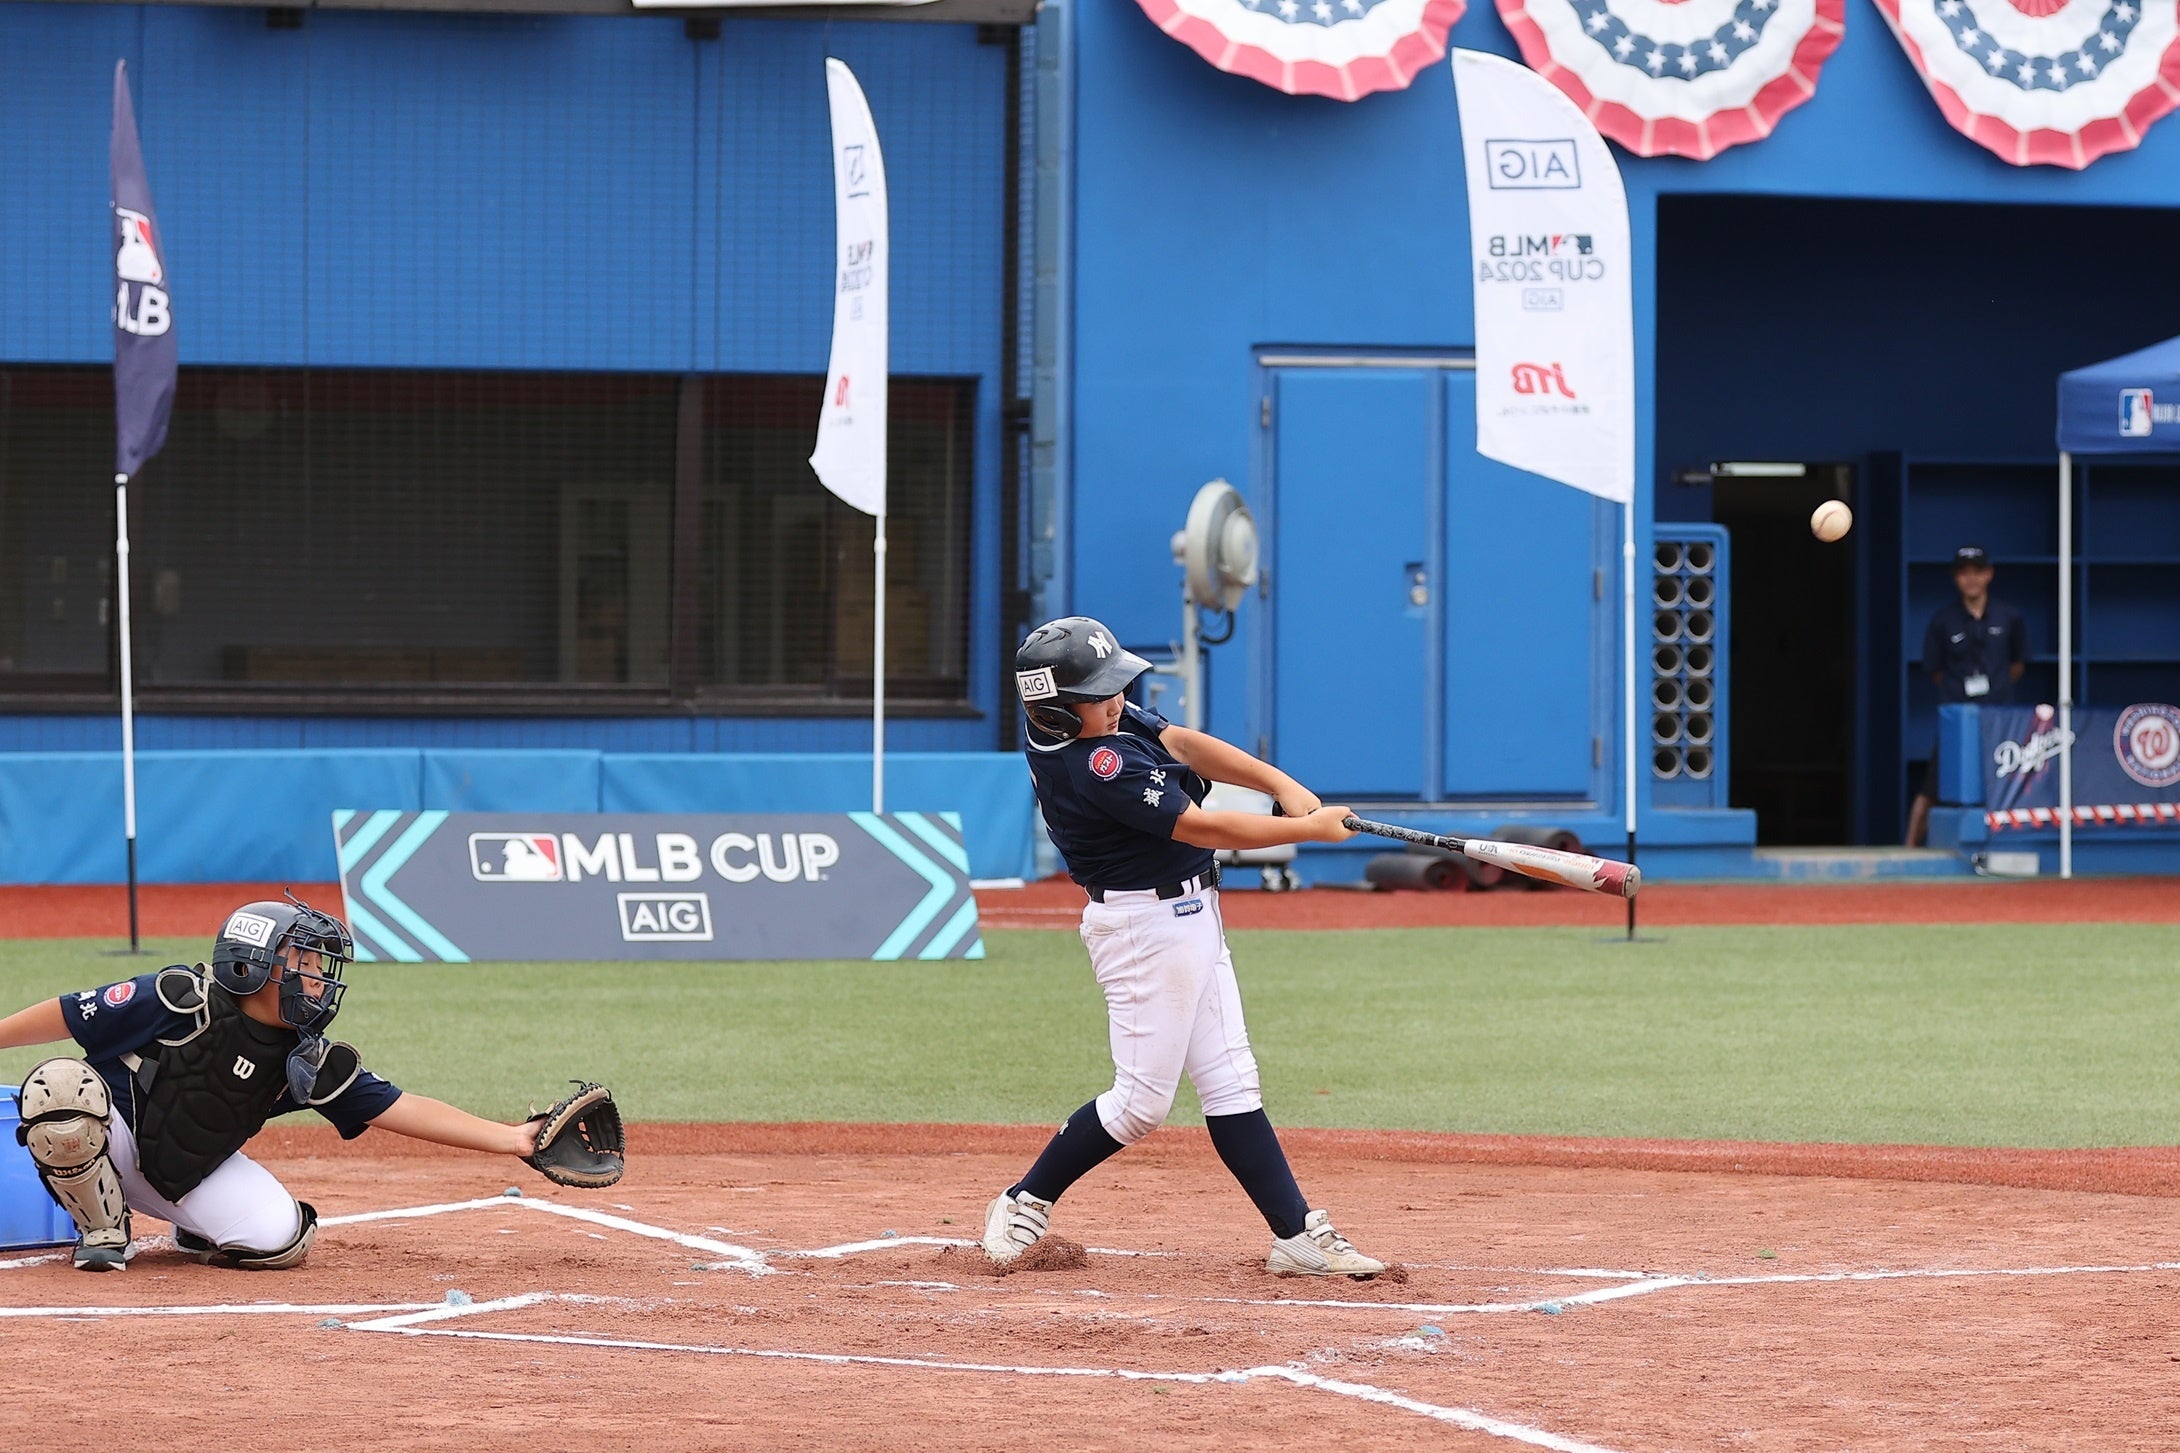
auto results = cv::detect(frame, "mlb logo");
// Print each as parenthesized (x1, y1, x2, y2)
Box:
(2119, 388, 2154, 437)
(469, 832, 562, 882)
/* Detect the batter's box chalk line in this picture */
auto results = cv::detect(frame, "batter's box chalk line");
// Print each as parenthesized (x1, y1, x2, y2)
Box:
(13, 1198, 2180, 1453)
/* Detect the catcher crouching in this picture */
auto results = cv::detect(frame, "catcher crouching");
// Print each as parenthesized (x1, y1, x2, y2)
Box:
(0, 895, 624, 1272)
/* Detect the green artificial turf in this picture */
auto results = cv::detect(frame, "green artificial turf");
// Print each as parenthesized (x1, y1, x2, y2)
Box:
(1, 923, 2175, 1147)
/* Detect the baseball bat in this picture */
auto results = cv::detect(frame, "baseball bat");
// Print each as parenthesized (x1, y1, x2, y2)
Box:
(1340, 816, 1641, 899)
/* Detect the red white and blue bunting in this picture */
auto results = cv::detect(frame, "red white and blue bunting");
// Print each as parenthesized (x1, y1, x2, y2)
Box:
(1134, 0, 1467, 101)
(1873, 0, 2180, 167)
(1495, 0, 1846, 157)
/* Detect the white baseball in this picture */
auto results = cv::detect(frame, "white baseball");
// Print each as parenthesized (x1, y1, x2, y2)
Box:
(1810, 500, 1853, 543)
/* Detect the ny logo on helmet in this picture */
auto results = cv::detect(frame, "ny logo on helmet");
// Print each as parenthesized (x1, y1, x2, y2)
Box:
(1088, 633, 1112, 658)
(231, 1057, 257, 1080)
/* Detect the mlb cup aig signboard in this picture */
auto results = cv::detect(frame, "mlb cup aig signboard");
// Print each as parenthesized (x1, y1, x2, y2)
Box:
(334, 811, 982, 962)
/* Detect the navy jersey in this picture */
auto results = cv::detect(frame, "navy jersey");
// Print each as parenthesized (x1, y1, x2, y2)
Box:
(1922, 597, 2028, 703)
(1027, 703, 1215, 890)
(58, 971, 403, 1140)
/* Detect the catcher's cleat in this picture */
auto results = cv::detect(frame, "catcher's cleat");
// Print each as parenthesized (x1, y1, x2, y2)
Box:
(981, 1189, 1052, 1264)
(1267, 1209, 1386, 1279)
(173, 1227, 218, 1264)
(72, 1227, 132, 1272)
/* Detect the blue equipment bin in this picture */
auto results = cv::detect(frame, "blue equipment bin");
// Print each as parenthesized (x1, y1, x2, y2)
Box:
(0, 1087, 76, 1250)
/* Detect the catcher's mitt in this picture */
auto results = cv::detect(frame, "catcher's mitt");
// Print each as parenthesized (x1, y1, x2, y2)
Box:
(523, 1081, 626, 1188)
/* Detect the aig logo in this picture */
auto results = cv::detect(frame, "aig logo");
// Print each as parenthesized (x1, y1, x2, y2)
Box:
(618, 892, 714, 943)
(1485, 139, 1580, 189)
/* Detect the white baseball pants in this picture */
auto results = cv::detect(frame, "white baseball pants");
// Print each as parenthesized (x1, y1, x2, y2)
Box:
(1082, 887, 1263, 1144)
(104, 1112, 303, 1253)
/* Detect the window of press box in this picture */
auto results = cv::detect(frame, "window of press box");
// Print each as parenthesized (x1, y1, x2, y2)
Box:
(0, 366, 974, 708)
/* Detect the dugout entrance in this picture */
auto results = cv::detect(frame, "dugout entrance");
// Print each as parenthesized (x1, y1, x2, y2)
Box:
(1706, 462, 1858, 847)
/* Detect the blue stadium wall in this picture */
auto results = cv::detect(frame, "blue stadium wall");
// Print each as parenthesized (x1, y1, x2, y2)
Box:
(1058, 1, 2180, 869)
(0, 4, 1009, 757)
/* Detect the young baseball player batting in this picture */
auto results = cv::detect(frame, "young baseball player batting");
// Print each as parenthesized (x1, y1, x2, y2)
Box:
(0, 895, 622, 1272)
(988, 616, 1384, 1277)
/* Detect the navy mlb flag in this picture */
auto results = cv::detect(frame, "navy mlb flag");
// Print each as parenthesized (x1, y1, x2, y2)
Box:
(112, 59, 174, 478)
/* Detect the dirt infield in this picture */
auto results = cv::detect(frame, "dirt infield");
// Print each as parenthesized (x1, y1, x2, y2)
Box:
(11, 1124, 2180, 1451)
(5, 873, 2177, 940)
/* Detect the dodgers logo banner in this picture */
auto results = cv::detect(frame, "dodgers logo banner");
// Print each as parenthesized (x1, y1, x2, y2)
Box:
(334, 811, 983, 962)
(1453, 49, 1633, 503)
(1979, 702, 2180, 828)
(1872, 0, 2180, 167)
(1134, 0, 1466, 101)
(1495, 0, 1845, 158)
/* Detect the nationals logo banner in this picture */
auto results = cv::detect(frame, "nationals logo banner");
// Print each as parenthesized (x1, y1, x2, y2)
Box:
(1496, 0, 1845, 157)
(1134, 0, 1466, 100)
(1872, 0, 2180, 167)
(1980, 703, 2180, 830)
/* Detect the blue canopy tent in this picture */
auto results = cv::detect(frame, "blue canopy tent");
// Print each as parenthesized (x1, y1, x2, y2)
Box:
(2053, 334, 2180, 877)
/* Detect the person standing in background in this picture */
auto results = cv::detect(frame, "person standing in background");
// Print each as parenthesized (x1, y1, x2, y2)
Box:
(1907, 546, 2028, 847)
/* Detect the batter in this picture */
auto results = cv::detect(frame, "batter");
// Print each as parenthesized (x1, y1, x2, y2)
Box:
(986, 615, 1385, 1277)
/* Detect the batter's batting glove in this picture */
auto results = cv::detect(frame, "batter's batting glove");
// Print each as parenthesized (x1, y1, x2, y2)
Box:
(523, 1081, 626, 1189)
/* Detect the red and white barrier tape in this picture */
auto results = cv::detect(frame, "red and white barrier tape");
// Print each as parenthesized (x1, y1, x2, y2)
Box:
(1984, 803, 2180, 831)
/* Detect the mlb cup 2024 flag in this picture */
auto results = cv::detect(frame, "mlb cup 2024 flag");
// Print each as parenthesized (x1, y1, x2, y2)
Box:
(809, 59, 887, 517)
(1135, 0, 1467, 100)
(1874, 0, 2180, 167)
(1495, 0, 1845, 158)
(1453, 49, 1633, 504)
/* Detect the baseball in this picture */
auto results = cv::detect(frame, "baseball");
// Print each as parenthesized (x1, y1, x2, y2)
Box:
(1811, 500, 1853, 543)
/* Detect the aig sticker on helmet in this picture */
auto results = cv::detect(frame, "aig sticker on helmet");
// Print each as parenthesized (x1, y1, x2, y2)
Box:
(1016, 666, 1059, 701)
(224, 911, 277, 947)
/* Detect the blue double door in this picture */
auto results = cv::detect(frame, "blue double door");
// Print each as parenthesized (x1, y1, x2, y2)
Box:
(1266, 361, 1609, 803)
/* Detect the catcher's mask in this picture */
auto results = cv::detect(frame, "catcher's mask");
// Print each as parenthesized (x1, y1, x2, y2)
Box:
(210, 893, 354, 1034)
(1014, 616, 1153, 743)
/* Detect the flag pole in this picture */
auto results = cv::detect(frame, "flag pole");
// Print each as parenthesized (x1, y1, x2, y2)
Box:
(116, 473, 140, 951)
(1623, 500, 1637, 940)
(874, 510, 887, 815)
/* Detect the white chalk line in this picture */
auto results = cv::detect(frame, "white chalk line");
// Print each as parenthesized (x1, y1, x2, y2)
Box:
(0, 1300, 436, 1320)
(340, 1304, 1621, 1453)
(316, 1195, 771, 1273)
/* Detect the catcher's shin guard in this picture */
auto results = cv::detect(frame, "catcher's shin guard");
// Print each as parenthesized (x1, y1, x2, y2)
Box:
(17, 1058, 132, 1270)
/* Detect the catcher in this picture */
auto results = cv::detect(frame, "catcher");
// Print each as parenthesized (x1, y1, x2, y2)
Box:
(0, 895, 624, 1272)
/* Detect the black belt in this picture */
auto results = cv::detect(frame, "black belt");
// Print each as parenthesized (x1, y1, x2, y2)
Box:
(1086, 864, 1219, 903)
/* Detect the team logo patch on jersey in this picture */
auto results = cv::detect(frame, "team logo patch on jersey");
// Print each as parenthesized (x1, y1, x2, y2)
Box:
(1089, 746, 1123, 780)
(101, 981, 135, 1008)
(1173, 899, 1203, 917)
(223, 910, 278, 947)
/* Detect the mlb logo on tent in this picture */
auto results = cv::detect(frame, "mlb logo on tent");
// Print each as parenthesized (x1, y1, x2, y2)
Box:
(2119, 388, 2154, 437)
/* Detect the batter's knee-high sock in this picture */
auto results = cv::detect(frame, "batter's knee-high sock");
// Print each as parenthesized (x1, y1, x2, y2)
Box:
(1012, 1100, 1127, 1205)
(1206, 1109, 1310, 1240)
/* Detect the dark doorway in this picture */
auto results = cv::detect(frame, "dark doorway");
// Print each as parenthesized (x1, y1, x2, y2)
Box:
(1711, 463, 1856, 845)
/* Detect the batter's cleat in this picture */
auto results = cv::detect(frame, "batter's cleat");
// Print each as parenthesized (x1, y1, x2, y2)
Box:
(1266, 1210, 1386, 1279)
(981, 1189, 1053, 1264)
(72, 1228, 132, 1273)
(172, 1227, 219, 1264)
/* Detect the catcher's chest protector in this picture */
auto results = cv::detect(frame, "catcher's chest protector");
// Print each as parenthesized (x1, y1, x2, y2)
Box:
(131, 979, 296, 1203)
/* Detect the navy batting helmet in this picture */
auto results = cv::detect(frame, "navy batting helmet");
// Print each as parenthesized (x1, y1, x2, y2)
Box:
(210, 895, 354, 1033)
(1015, 616, 1153, 742)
